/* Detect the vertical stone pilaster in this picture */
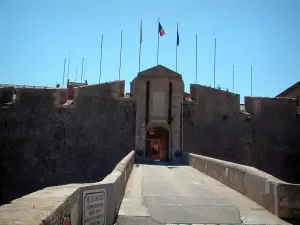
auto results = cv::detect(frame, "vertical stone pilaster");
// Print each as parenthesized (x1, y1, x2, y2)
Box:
(171, 94, 182, 162)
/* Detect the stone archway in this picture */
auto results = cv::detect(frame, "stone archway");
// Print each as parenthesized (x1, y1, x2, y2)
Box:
(146, 127, 169, 161)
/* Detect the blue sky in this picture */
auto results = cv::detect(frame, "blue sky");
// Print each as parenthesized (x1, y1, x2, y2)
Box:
(1, 0, 299, 102)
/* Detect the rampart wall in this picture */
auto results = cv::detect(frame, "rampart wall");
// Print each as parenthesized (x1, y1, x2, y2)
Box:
(184, 84, 300, 183)
(1, 81, 299, 206)
(0, 81, 136, 205)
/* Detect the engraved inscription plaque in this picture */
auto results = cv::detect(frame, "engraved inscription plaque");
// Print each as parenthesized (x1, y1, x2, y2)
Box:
(82, 189, 106, 225)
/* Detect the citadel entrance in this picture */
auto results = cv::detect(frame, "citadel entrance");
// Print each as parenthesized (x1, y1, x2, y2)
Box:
(146, 127, 169, 161)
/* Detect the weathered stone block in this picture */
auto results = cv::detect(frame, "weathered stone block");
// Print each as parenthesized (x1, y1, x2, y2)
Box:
(0, 86, 14, 104)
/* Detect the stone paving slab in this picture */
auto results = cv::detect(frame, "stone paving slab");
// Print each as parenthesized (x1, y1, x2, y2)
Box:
(116, 164, 291, 225)
(116, 216, 235, 225)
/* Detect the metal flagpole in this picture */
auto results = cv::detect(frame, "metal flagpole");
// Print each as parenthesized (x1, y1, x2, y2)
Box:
(232, 65, 235, 92)
(99, 34, 103, 84)
(67, 52, 71, 81)
(84, 60, 86, 81)
(214, 38, 216, 88)
(119, 30, 123, 81)
(139, 20, 142, 72)
(81, 58, 84, 83)
(196, 34, 198, 84)
(62, 59, 66, 88)
(251, 66, 253, 96)
(75, 68, 77, 82)
(176, 22, 178, 72)
(157, 18, 160, 65)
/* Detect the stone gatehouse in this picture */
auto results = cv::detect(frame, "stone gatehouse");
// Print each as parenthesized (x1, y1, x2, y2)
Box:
(0, 64, 300, 206)
(131, 65, 184, 162)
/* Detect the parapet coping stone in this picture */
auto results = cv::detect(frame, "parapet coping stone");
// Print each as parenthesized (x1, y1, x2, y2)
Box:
(0, 183, 88, 225)
(0, 151, 135, 225)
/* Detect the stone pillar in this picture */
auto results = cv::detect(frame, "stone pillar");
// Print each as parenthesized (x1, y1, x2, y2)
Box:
(171, 94, 182, 162)
(135, 122, 146, 161)
(134, 85, 147, 161)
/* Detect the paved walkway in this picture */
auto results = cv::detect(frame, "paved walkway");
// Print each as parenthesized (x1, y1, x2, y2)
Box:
(116, 164, 290, 225)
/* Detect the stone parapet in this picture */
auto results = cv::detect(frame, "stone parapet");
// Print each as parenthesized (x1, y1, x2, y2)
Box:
(184, 152, 300, 220)
(244, 96, 297, 116)
(0, 150, 135, 225)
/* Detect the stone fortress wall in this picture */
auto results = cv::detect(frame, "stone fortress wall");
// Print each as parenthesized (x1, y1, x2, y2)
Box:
(1, 79, 300, 206)
(184, 84, 300, 183)
(0, 81, 136, 205)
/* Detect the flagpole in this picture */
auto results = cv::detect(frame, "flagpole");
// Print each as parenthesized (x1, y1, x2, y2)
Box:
(214, 38, 216, 88)
(232, 65, 235, 92)
(99, 34, 103, 84)
(81, 58, 84, 83)
(196, 34, 198, 84)
(119, 30, 123, 81)
(67, 52, 71, 81)
(62, 59, 66, 88)
(251, 66, 253, 96)
(75, 68, 77, 82)
(176, 22, 178, 72)
(139, 20, 142, 72)
(157, 18, 160, 65)
(84, 60, 86, 81)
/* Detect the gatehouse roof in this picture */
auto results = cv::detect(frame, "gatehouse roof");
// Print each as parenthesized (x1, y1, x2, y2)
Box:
(137, 65, 182, 78)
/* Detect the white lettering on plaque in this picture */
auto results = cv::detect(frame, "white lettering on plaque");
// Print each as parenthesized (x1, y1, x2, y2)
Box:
(82, 188, 106, 225)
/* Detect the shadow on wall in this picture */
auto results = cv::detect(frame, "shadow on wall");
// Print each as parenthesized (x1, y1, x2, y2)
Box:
(183, 84, 300, 183)
(0, 81, 136, 205)
(283, 150, 300, 182)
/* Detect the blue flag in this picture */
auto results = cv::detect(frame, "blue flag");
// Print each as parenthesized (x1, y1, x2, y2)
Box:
(177, 26, 179, 46)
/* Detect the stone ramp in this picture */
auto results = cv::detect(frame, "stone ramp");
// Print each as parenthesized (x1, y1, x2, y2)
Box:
(116, 164, 290, 225)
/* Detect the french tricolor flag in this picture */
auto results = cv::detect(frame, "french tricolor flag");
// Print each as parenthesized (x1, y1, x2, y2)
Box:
(158, 22, 165, 36)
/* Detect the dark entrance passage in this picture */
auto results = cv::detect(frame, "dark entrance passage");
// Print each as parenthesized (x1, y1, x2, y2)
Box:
(146, 127, 169, 161)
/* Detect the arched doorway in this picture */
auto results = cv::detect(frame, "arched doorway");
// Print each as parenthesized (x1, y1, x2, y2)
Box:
(146, 127, 169, 161)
